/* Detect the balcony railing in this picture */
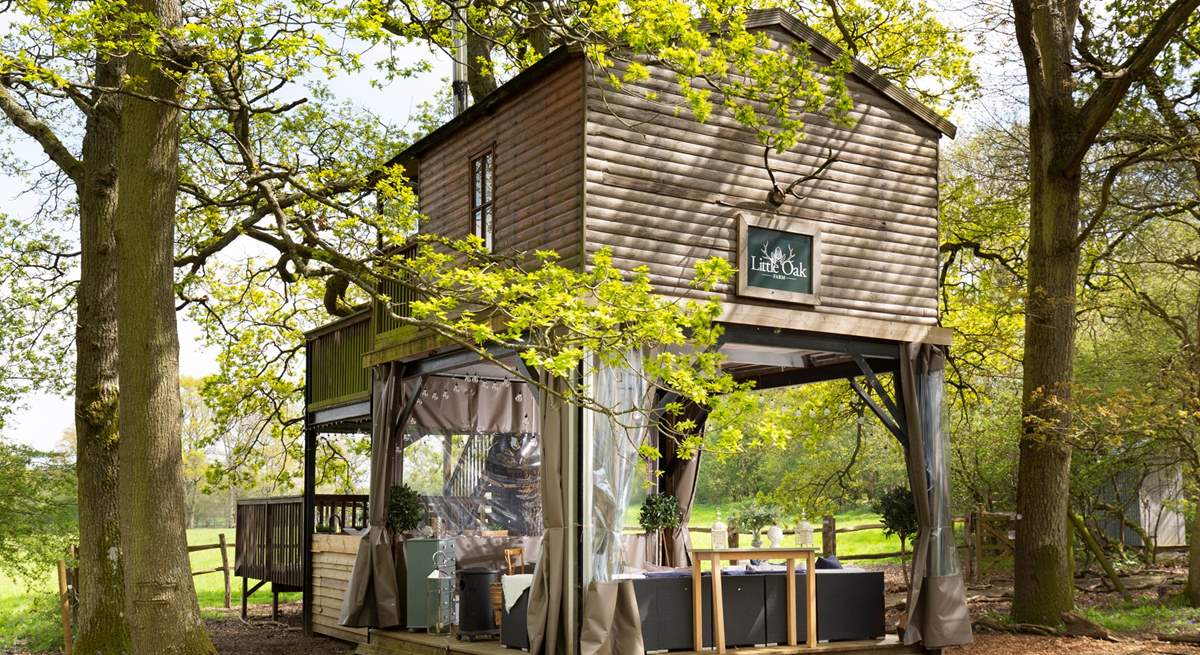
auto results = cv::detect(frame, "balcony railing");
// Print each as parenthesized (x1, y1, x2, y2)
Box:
(372, 243, 418, 340)
(305, 311, 371, 411)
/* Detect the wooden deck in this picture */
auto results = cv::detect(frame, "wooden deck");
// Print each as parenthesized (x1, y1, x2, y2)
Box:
(353, 629, 924, 655)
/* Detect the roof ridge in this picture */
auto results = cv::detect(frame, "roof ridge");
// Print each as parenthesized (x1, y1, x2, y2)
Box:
(743, 8, 956, 138)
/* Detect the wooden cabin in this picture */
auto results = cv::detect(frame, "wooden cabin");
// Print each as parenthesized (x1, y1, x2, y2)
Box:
(234, 8, 969, 655)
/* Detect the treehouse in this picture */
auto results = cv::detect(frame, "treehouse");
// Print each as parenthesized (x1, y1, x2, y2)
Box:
(235, 8, 971, 655)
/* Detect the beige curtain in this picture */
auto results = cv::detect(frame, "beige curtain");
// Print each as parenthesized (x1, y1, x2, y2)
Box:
(340, 364, 420, 628)
(529, 373, 570, 654)
(409, 375, 538, 434)
(658, 400, 708, 568)
(900, 344, 972, 648)
(579, 581, 645, 655)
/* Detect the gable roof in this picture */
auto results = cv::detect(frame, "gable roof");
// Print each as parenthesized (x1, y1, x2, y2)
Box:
(388, 8, 955, 172)
(745, 8, 956, 138)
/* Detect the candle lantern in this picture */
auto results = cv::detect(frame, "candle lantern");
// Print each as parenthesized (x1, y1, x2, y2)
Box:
(711, 511, 729, 550)
(426, 549, 456, 635)
(796, 515, 814, 548)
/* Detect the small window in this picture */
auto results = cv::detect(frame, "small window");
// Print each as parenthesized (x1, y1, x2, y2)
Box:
(471, 149, 494, 251)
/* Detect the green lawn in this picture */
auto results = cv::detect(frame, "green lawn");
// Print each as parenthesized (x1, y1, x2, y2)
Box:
(187, 528, 299, 614)
(0, 572, 62, 652)
(1084, 594, 1200, 635)
(687, 503, 909, 563)
(0, 528, 297, 652)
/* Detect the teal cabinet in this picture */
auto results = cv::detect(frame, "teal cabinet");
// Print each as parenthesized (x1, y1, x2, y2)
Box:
(405, 538, 456, 630)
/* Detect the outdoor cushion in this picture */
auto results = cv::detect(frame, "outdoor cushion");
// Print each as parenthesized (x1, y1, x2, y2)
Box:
(644, 568, 692, 578)
(816, 555, 843, 569)
(501, 573, 533, 611)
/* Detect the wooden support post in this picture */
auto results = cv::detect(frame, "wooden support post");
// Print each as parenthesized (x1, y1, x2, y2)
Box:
(786, 557, 797, 646)
(805, 550, 817, 649)
(57, 559, 72, 655)
(272, 588, 280, 621)
(691, 553, 703, 652)
(710, 552, 726, 653)
(219, 533, 232, 609)
(242, 576, 248, 621)
(821, 515, 836, 557)
(302, 426, 317, 636)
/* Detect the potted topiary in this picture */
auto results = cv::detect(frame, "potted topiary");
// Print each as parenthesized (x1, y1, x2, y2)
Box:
(388, 484, 426, 535)
(872, 486, 919, 576)
(731, 502, 780, 549)
(639, 493, 683, 562)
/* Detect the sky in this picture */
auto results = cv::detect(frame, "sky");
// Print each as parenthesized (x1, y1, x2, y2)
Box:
(1, 4, 1019, 451)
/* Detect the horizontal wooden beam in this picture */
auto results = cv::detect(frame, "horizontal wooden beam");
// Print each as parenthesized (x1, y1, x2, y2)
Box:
(718, 304, 952, 346)
(737, 359, 896, 390)
(720, 323, 901, 359)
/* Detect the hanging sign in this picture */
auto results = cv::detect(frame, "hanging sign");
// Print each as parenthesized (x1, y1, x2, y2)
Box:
(736, 214, 822, 305)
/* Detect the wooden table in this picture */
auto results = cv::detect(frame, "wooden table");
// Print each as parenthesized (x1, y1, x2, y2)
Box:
(691, 547, 818, 653)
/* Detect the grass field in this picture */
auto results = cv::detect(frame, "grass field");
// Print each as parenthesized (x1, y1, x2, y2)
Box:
(0, 528, 298, 652)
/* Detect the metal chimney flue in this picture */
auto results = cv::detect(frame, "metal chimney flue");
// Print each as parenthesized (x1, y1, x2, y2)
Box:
(451, 10, 469, 115)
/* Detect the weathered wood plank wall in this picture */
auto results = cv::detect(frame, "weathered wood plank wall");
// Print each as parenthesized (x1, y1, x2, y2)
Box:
(311, 534, 369, 644)
(583, 35, 942, 328)
(415, 58, 585, 269)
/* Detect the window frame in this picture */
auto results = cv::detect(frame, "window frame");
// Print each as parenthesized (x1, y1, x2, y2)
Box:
(469, 145, 496, 251)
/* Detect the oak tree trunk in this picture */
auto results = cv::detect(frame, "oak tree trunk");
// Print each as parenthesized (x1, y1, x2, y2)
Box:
(114, 0, 216, 649)
(1013, 105, 1082, 625)
(466, 0, 498, 103)
(72, 53, 131, 654)
(1008, 0, 1200, 622)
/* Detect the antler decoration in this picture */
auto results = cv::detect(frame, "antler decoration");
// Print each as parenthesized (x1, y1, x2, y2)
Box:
(764, 146, 839, 207)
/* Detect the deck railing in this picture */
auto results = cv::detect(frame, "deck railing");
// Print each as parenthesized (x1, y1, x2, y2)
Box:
(306, 311, 373, 412)
(235, 496, 305, 591)
(236, 494, 371, 592)
(315, 493, 369, 532)
(372, 243, 418, 339)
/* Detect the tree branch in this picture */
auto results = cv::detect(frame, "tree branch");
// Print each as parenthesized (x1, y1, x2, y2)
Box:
(0, 83, 83, 184)
(1072, 0, 1200, 167)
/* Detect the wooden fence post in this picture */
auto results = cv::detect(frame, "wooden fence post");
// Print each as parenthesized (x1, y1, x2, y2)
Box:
(57, 559, 72, 655)
(964, 513, 975, 583)
(973, 505, 985, 579)
(821, 516, 836, 558)
(219, 533, 232, 609)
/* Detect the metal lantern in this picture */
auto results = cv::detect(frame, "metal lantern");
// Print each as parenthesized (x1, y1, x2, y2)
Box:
(426, 549, 456, 635)
(796, 516, 814, 548)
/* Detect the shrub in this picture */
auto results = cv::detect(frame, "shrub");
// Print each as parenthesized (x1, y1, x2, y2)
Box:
(388, 484, 425, 534)
(639, 493, 683, 533)
(730, 502, 780, 537)
(872, 486, 919, 548)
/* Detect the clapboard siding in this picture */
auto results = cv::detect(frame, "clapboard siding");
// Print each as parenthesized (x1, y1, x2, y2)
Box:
(311, 534, 368, 644)
(416, 57, 585, 267)
(583, 42, 942, 326)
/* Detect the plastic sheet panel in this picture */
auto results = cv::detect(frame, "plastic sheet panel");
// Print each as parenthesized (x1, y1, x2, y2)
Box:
(918, 367, 959, 577)
(589, 351, 655, 583)
(394, 374, 544, 537)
